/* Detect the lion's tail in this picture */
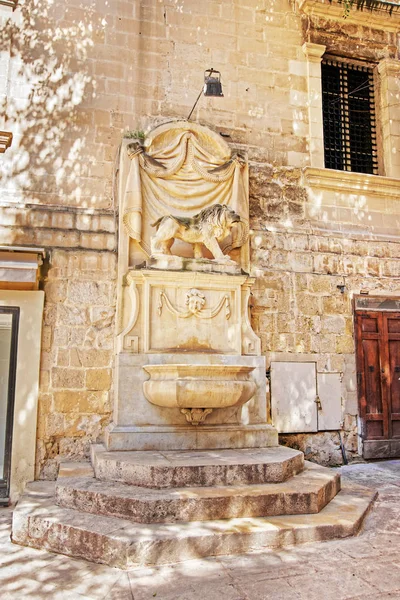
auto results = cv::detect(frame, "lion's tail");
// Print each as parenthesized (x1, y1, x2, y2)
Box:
(151, 216, 164, 230)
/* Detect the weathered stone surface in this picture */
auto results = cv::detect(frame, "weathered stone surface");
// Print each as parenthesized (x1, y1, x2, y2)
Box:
(12, 480, 377, 569)
(280, 432, 344, 467)
(105, 423, 279, 452)
(55, 462, 340, 523)
(91, 444, 304, 488)
(58, 461, 95, 479)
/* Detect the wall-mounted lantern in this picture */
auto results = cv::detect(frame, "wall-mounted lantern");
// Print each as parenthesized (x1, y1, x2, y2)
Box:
(203, 69, 224, 97)
(188, 68, 224, 120)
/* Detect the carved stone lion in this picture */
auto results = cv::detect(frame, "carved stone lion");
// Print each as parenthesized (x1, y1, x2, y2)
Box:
(150, 203, 241, 261)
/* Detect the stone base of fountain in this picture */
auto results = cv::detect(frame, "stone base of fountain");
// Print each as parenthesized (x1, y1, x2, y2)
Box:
(12, 444, 377, 568)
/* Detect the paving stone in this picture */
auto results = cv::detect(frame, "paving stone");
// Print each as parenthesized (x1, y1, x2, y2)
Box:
(105, 573, 134, 599)
(286, 570, 375, 600)
(237, 578, 302, 600)
(352, 558, 400, 593)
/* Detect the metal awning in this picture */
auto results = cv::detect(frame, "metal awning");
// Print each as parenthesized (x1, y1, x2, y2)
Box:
(0, 1, 18, 10)
(0, 246, 45, 291)
(0, 131, 13, 153)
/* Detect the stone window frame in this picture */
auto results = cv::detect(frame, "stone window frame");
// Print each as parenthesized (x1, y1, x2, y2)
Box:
(320, 56, 379, 175)
(303, 42, 400, 183)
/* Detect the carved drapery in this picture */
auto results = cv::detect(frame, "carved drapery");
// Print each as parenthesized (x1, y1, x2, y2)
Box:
(122, 122, 249, 262)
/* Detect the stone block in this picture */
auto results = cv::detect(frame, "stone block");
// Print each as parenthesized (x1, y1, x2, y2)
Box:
(69, 349, 112, 368)
(56, 463, 340, 522)
(12, 481, 377, 568)
(45, 413, 65, 437)
(57, 305, 90, 327)
(86, 369, 112, 391)
(64, 414, 105, 438)
(321, 315, 346, 334)
(336, 336, 355, 354)
(43, 281, 68, 303)
(41, 326, 52, 352)
(319, 334, 336, 353)
(57, 348, 69, 367)
(51, 368, 85, 390)
(92, 445, 304, 488)
(322, 295, 350, 316)
(68, 281, 110, 305)
(296, 293, 322, 316)
(58, 461, 95, 478)
(53, 391, 109, 414)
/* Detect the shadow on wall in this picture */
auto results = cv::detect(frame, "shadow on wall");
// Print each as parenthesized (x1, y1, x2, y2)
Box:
(0, 0, 104, 206)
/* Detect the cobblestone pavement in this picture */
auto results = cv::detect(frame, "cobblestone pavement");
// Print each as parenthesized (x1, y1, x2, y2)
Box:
(1, 460, 400, 600)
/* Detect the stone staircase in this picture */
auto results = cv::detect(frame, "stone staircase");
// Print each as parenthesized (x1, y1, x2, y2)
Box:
(11, 444, 377, 569)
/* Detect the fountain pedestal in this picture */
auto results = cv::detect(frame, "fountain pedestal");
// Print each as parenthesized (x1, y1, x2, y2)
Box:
(107, 267, 277, 450)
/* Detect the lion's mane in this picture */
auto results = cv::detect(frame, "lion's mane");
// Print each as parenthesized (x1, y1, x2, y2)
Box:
(152, 204, 236, 231)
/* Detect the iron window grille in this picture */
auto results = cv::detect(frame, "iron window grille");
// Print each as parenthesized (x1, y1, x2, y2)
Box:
(321, 58, 378, 175)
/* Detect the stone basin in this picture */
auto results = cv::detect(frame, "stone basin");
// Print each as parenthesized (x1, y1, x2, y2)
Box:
(143, 364, 257, 424)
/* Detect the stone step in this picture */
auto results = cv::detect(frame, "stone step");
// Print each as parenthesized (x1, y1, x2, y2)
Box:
(12, 480, 377, 569)
(91, 444, 304, 488)
(55, 462, 340, 523)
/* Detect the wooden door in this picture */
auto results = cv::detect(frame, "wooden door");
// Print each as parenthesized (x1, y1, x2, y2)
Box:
(355, 310, 400, 458)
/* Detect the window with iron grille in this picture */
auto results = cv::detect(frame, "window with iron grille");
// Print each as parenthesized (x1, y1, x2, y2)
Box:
(321, 58, 378, 175)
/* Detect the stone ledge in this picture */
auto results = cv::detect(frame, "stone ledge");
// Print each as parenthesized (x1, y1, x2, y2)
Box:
(303, 167, 400, 199)
(297, 0, 400, 32)
(104, 423, 279, 452)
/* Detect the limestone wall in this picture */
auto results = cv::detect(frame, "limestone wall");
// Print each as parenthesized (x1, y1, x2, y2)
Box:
(1, 0, 400, 473)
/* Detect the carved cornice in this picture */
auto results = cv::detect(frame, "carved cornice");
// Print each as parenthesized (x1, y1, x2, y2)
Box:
(377, 58, 400, 78)
(297, 0, 400, 32)
(303, 167, 400, 199)
(0, 131, 12, 153)
(0, 0, 18, 9)
(302, 42, 326, 62)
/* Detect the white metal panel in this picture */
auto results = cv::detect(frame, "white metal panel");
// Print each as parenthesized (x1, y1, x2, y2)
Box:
(271, 362, 318, 433)
(317, 372, 343, 431)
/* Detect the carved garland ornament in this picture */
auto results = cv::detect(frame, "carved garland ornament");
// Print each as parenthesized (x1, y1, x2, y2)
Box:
(157, 288, 231, 320)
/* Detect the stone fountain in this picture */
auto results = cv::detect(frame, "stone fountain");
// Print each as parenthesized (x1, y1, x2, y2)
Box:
(11, 121, 376, 567)
(108, 120, 277, 450)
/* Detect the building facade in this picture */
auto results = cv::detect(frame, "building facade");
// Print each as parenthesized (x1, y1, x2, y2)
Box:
(1, 0, 400, 499)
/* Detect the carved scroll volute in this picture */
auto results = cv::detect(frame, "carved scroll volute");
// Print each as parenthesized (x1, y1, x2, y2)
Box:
(117, 272, 140, 353)
(241, 279, 261, 356)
